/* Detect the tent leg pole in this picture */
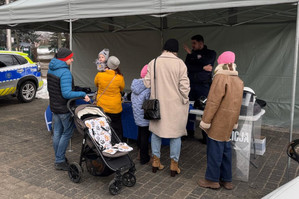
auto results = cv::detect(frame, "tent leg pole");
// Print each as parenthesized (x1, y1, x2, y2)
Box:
(288, 1, 299, 181)
(70, 19, 72, 51)
(69, 19, 73, 72)
(68, 18, 73, 151)
(160, 17, 164, 51)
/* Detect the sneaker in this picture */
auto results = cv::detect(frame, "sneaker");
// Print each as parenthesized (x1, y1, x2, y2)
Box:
(220, 181, 233, 190)
(197, 179, 220, 189)
(55, 161, 69, 171)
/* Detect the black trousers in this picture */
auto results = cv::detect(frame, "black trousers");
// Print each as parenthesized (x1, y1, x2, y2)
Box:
(137, 126, 151, 164)
(189, 83, 210, 101)
(106, 112, 123, 142)
(188, 82, 210, 141)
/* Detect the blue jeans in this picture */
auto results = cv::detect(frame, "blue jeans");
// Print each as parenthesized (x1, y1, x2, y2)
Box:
(205, 137, 232, 182)
(52, 113, 74, 163)
(151, 133, 181, 162)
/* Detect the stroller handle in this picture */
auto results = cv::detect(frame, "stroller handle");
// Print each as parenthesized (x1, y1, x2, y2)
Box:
(67, 97, 92, 117)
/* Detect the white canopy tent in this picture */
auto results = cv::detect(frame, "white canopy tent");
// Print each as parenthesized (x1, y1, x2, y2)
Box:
(0, 0, 297, 24)
(0, 1, 298, 153)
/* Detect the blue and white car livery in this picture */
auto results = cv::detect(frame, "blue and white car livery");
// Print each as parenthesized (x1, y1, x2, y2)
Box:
(0, 51, 43, 102)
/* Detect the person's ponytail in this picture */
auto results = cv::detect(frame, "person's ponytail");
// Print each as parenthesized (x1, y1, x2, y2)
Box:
(115, 68, 123, 75)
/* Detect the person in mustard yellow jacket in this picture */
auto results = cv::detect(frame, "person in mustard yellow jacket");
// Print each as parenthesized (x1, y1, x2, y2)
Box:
(94, 56, 125, 141)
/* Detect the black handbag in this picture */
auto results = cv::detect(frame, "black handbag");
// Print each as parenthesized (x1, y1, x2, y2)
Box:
(142, 58, 161, 120)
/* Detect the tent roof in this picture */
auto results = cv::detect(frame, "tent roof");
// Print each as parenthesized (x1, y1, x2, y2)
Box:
(0, 0, 297, 32)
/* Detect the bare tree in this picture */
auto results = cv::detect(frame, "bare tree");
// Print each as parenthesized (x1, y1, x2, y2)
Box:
(48, 33, 69, 52)
(0, 0, 18, 49)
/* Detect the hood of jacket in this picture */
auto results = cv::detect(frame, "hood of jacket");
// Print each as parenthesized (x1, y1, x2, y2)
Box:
(49, 58, 69, 71)
(214, 63, 238, 77)
(131, 79, 147, 95)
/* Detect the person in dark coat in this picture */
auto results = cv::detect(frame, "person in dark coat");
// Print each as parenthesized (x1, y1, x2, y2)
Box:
(184, 35, 216, 143)
(47, 48, 90, 171)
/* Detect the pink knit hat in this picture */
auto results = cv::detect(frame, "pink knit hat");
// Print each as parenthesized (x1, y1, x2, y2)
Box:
(217, 51, 235, 64)
(140, 64, 148, 78)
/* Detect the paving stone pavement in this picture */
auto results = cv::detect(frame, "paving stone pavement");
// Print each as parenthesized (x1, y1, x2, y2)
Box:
(1, 97, 299, 199)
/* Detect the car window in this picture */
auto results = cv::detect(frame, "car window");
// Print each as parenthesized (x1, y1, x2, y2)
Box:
(0, 54, 19, 67)
(15, 55, 28, 65)
(0, 61, 6, 68)
(12, 56, 19, 65)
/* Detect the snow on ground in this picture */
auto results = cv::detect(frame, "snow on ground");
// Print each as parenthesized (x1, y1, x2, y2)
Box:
(36, 78, 49, 99)
(37, 48, 54, 55)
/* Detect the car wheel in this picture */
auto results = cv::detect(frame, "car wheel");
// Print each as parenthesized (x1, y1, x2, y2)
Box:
(17, 81, 37, 103)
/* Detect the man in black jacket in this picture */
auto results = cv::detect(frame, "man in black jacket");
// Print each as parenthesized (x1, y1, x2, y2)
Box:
(184, 35, 216, 143)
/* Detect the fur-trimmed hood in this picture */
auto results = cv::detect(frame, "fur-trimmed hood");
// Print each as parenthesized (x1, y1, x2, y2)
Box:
(214, 63, 238, 76)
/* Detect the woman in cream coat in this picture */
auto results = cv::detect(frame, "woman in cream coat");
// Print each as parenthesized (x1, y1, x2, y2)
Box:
(144, 39, 190, 177)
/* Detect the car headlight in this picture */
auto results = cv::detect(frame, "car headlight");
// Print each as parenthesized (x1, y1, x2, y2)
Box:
(37, 62, 41, 72)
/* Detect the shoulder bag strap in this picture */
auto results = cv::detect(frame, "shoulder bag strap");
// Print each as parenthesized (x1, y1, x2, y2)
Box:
(154, 58, 157, 99)
(96, 74, 117, 101)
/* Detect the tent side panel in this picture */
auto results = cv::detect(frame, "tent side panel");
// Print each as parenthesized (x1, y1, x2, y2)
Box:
(72, 30, 162, 92)
(164, 23, 297, 127)
(73, 22, 299, 127)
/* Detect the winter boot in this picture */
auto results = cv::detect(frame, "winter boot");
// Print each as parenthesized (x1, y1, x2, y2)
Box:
(170, 159, 181, 177)
(220, 181, 234, 190)
(152, 155, 164, 173)
(197, 179, 220, 189)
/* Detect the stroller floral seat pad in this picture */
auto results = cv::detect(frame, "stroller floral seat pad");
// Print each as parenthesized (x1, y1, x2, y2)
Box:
(85, 118, 133, 155)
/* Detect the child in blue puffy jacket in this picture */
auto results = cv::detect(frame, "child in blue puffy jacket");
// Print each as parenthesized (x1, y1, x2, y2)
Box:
(131, 65, 151, 164)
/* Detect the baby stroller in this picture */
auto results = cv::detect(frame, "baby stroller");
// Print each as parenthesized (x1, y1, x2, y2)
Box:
(287, 139, 299, 164)
(66, 98, 136, 195)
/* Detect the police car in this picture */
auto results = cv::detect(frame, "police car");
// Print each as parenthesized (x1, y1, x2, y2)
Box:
(0, 51, 43, 102)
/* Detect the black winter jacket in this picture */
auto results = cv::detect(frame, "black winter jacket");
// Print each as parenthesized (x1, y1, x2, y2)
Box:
(47, 73, 73, 114)
(185, 45, 216, 84)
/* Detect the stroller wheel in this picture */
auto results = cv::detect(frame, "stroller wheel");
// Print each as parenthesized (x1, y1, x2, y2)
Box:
(68, 162, 82, 183)
(109, 179, 122, 195)
(122, 172, 136, 187)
